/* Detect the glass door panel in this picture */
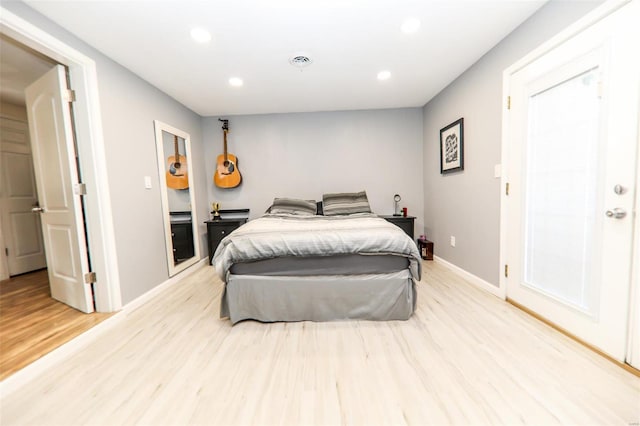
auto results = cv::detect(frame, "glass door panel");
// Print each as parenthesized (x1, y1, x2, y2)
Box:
(523, 67, 601, 314)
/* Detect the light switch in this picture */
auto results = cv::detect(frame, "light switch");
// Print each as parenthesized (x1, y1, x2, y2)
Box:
(144, 176, 152, 189)
(494, 164, 502, 178)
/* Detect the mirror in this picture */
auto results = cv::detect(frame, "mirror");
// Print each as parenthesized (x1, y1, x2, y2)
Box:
(154, 120, 200, 276)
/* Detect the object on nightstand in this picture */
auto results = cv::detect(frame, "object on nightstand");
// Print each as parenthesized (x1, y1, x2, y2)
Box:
(393, 194, 402, 216)
(402, 207, 407, 217)
(417, 236, 434, 260)
(211, 202, 220, 219)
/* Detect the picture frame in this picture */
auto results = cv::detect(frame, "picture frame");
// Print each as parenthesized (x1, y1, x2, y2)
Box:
(440, 118, 464, 174)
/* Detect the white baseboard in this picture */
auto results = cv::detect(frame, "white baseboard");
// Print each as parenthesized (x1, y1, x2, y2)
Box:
(433, 255, 504, 299)
(0, 257, 208, 397)
(124, 257, 207, 314)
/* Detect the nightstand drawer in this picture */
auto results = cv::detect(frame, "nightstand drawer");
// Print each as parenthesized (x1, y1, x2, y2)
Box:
(380, 215, 415, 240)
(205, 219, 247, 264)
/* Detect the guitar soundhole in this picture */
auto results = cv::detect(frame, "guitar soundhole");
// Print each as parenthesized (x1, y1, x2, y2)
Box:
(169, 162, 182, 176)
(223, 160, 230, 167)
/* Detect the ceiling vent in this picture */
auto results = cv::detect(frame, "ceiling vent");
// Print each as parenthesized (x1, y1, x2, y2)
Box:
(289, 54, 313, 69)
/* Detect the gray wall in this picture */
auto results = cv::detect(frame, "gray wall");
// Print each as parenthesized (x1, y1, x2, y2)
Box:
(3, 2, 209, 305)
(203, 108, 424, 233)
(422, 0, 602, 286)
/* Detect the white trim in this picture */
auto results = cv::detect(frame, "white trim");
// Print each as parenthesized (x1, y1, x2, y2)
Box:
(502, 0, 629, 76)
(434, 256, 503, 299)
(0, 7, 122, 311)
(153, 120, 201, 277)
(0, 258, 207, 397)
(499, 0, 630, 299)
(124, 258, 206, 314)
(626, 99, 640, 368)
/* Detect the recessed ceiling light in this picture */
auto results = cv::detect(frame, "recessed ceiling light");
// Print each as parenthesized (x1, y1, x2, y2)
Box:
(229, 77, 243, 87)
(377, 71, 391, 81)
(400, 18, 421, 34)
(190, 27, 211, 43)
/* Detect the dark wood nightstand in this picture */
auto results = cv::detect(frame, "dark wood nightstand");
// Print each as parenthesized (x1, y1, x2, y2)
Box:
(205, 218, 247, 264)
(171, 222, 194, 263)
(380, 215, 415, 239)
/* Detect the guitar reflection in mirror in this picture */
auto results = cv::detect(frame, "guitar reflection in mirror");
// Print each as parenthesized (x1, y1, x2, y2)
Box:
(166, 134, 189, 190)
(214, 119, 242, 188)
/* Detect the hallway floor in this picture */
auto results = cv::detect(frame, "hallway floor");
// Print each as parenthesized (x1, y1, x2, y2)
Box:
(0, 269, 112, 380)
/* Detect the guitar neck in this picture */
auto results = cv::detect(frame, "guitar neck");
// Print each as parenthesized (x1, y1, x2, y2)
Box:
(223, 129, 229, 162)
(173, 135, 179, 159)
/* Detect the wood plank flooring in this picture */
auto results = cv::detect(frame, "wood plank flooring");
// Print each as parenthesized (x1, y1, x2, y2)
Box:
(0, 269, 112, 381)
(1, 262, 639, 425)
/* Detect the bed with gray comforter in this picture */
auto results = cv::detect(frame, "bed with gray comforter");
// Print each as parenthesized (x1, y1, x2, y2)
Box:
(213, 213, 421, 324)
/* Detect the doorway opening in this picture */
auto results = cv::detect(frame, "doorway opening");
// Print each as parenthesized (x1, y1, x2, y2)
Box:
(0, 34, 111, 380)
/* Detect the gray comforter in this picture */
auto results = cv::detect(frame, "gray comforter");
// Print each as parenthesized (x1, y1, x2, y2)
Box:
(213, 213, 421, 280)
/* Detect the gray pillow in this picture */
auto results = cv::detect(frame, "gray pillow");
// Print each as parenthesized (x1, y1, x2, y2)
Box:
(322, 191, 372, 215)
(266, 197, 317, 216)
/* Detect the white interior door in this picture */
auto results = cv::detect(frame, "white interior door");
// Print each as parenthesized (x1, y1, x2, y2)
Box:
(504, 2, 639, 361)
(0, 116, 46, 275)
(25, 65, 94, 313)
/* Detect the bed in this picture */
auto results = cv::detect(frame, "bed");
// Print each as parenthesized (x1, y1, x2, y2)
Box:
(212, 193, 421, 324)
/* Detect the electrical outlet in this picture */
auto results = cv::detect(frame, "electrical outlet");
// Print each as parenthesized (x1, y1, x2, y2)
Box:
(450, 236, 456, 247)
(144, 176, 152, 189)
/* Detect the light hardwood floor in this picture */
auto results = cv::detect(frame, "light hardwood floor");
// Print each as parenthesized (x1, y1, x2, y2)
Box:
(0, 269, 112, 381)
(1, 262, 638, 425)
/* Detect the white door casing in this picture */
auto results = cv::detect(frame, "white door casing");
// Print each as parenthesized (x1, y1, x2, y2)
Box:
(0, 116, 47, 276)
(25, 65, 94, 313)
(1, 6, 122, 311)
(502, 2, 639, 361)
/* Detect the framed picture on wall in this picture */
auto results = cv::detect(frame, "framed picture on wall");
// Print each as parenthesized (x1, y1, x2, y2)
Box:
(440, 118, 464, 174)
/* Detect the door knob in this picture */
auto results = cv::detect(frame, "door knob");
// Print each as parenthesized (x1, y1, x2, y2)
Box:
(605, 208, 626, 219)
(31, 207, 44, 213)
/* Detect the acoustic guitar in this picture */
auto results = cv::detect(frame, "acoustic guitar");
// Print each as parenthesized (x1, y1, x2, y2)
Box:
(166, 135, 189, 190)
(214, 119, 242, 188)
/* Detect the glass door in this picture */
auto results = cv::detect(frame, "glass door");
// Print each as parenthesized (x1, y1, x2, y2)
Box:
(504, 2, 638, 361)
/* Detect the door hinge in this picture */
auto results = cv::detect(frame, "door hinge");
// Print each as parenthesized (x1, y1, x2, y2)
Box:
(507, 96, 511, 110)
(64, 89, 76, 102)
(73, 183, 87, 195)
(504, 264, 509, 278)
(84, 271, 97, 284)
(505, 182, 510, 196)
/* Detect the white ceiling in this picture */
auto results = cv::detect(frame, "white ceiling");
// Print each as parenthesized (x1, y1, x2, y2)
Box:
(21, 0, 547, 116)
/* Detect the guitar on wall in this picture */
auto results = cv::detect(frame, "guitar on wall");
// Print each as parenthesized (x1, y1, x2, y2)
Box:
(166, 134, 189, 190)
(214, 118, 242, 188)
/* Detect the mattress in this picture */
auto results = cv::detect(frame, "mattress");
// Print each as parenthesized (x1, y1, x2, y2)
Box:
(214, 213, 421, 281)
(229, 254, 409, 276)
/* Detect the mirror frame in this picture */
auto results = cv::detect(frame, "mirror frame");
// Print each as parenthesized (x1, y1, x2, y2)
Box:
(153, 120, 201, 276)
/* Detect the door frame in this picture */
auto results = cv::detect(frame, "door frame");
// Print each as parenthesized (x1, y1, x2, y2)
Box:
(499, 0, 639, 364)
(499, 0, 633, 299)
(0, 7, 121, 311)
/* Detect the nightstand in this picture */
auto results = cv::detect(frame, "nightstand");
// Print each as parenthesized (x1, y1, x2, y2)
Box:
(171, 222, 194, 263)
(380, 215, 415, 239)
(205, 218, 247, 264)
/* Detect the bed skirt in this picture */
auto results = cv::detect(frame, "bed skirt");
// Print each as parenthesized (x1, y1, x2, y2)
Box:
(220, 270, 416, 324)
